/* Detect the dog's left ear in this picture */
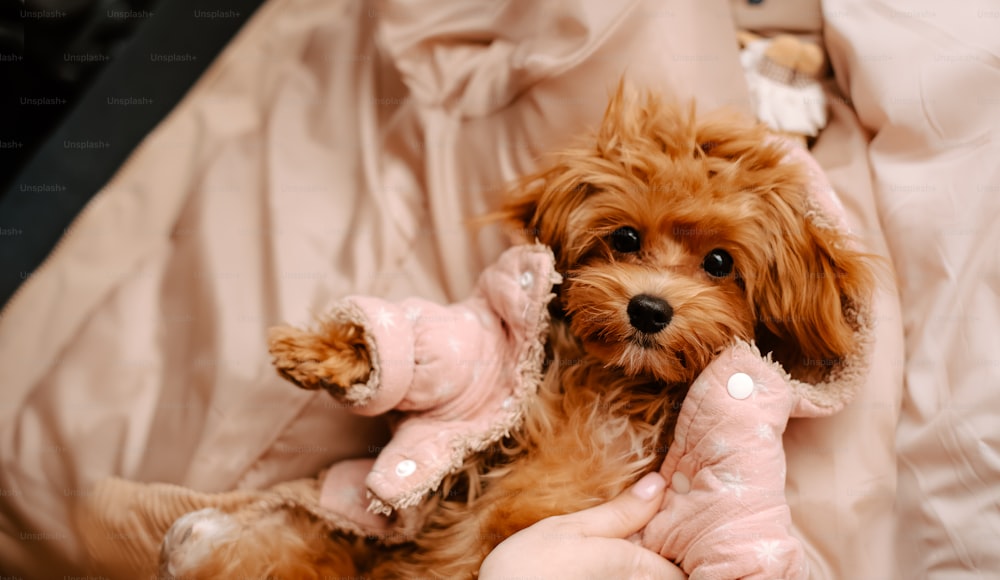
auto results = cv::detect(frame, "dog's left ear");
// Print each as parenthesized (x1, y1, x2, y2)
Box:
(752, 210, 874, 368)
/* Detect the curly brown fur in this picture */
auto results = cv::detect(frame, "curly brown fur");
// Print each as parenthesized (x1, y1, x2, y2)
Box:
(159, 505, 371, 579)
(368, 338, 684, 579)
(268, 319, 371, 393)
(500, 86, 873, 384)
(165, 84, 874, 579)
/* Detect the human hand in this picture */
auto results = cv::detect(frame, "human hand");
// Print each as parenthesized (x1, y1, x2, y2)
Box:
(478, 472, 686, 579)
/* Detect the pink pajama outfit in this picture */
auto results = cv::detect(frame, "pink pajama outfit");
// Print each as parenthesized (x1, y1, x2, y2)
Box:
(317, 243, 561, 533)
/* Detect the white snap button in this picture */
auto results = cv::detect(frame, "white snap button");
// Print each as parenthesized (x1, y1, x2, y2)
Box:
(726, 372, 755, 400)
(501, 396, 514, 410)
(519, 270, 534, 289)
(395, 459, 417, 478)
(671, 471, 690, 494)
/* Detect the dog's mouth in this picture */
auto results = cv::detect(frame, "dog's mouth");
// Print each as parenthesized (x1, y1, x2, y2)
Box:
(573, 327, 691, 383)
(563, 304, 690, 382)
(628, 333, 690, 368)
(633, 334, 658, 350)
(629, 335, 689, 376)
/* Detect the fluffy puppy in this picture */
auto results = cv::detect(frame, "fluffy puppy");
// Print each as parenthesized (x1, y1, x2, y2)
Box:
(163, 87, 873, 579)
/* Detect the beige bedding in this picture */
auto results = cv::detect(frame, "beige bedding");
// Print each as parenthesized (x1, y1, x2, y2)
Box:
(0, 0, 995, 576)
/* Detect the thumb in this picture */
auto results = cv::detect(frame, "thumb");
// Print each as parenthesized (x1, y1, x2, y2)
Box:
(588, 538, 687, 580)
(565, 472, 666, 539)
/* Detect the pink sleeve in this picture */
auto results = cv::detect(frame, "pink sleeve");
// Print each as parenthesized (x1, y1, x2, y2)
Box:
(318, 244, 560, 515)
(642, 343, 807, 580)
(341, 295, 492, 416)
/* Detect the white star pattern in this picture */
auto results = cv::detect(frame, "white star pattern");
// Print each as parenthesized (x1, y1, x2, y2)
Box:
(711, 437, 731, 458)
(439, 379, 456, 398)
(690, 377, 710, 397)
(405, 306, 422, 322)
(374, 307, 395, 329)
(755, 422, 776, 441)
(717, 470, 747, 497)
(754, 539, 787, 566)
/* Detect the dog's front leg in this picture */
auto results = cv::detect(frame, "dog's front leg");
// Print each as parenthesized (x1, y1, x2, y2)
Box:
(267, 319, 371, 395)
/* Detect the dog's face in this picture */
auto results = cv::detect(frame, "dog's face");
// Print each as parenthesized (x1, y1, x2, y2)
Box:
(501, 88, 872, 385)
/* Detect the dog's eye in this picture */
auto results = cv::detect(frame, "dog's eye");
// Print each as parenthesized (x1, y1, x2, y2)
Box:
(702, 249, 734, 278)
(610, 227, 641, 253)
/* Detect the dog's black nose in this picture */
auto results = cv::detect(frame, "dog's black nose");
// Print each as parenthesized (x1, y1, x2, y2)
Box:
(627, 294, 673, 334)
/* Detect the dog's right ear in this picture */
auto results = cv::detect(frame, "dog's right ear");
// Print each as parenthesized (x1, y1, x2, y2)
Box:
(492, 166, 593, 271)
(495, 177, 541, 242)
(596, 80, 639, 155)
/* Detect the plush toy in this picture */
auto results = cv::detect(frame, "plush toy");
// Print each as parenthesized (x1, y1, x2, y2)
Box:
(738, 31, 829, 147)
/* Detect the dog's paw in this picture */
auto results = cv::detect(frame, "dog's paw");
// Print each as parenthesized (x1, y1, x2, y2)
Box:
(267, 320, 372, 392)
(159, 508, 239, 579)
(161, 506, 361, 578)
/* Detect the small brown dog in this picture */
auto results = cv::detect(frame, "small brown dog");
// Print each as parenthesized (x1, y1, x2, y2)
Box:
(162, 87, 873, 578)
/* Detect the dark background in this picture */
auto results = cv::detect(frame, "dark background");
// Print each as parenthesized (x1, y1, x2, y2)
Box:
(0, 0, 264, 306)
(2, 0, 159, 191)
